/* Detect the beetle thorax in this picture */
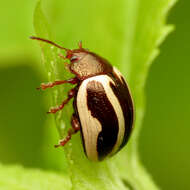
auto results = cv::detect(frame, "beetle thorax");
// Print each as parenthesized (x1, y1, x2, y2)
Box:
(69, 51, 113, 80)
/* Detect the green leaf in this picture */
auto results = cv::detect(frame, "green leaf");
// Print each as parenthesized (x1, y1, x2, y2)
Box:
(0, 163, 71, 190)
(0, 1, 39, 68)
(33, 0, 177, 190)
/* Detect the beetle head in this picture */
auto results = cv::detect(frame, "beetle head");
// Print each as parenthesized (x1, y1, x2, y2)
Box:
(30, 36, 88, 64)
(30, 36, 111, 80)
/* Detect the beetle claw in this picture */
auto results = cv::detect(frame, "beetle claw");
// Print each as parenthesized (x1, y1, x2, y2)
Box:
(58, 53, 66, 59)
(47, 108, 58, 114)
(54, 144, 60, 148)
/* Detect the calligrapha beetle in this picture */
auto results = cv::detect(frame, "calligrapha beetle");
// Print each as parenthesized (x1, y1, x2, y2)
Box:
(31, 36, 134, 161)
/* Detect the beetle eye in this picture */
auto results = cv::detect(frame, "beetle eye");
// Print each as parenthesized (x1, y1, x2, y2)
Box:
(70, 56, 78, 62)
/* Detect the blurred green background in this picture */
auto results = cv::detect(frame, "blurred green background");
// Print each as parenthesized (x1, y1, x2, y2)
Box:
(0, 1, 189, 190)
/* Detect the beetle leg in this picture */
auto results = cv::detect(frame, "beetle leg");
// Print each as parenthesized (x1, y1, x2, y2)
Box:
(58, 53, 66, 59)
(47, 87, 76, 114)
(71, 114, 81, 132)
(57, 54, 70, 71)
(54, 114, 80, 147)
(37, 77, 78, 90)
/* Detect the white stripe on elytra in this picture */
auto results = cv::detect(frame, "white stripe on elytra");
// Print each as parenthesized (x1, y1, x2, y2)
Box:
(113, 66, 135, 132)
(77, 78, 102, 161)
(77, 75, 125, 160)
(113, 67, 125, 84)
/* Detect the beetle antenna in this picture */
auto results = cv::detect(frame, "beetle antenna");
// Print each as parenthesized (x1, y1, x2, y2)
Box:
(78, 41, 83, 49)
(30, 36, 70, 51)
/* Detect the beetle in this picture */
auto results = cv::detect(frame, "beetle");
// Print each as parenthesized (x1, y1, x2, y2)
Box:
(31, 36, 134, 161)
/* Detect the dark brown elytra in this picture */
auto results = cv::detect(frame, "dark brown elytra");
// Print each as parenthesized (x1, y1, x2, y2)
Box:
(86, 81, 119, 160)
(30, 36, 117, 148)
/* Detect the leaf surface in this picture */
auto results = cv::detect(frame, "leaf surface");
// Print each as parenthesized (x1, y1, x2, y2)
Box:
(33, 0, 177, 190)
(0, 163, 71, 190)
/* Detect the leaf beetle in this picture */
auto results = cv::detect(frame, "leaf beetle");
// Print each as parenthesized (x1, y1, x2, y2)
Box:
(31, 36, 134, 161)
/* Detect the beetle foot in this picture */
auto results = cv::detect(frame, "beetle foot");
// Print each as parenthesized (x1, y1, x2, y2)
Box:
(37, 82, 54, 90)
(54, 134, 71, 148)
(54, 121, 80, 148)
(58, 53, 66, 59)
(37, 78, 78, 91)
(47, 105, 65, 114)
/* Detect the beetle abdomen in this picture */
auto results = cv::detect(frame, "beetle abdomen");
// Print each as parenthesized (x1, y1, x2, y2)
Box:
(76, 75, 126, 161)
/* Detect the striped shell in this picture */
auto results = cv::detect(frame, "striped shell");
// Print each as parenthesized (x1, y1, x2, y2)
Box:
(75, 67, 134, 161)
